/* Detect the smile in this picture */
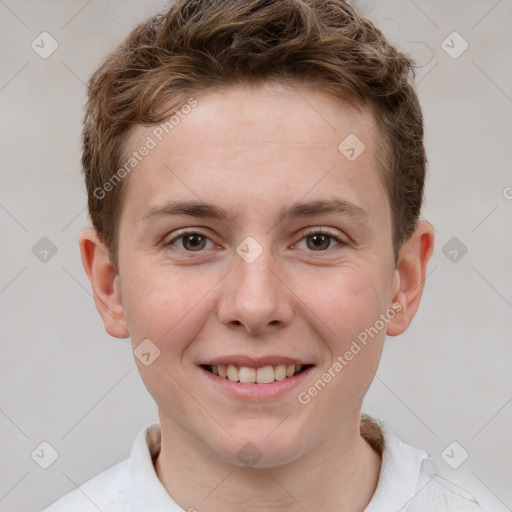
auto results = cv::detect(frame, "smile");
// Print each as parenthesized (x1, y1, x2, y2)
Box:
(201, 364, 311, 384)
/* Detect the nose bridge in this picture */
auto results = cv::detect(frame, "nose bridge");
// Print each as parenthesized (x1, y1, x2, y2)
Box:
(218, 238, 292, 334)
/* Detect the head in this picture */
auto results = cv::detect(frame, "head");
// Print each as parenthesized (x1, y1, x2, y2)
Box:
(79, 0, 434, 467)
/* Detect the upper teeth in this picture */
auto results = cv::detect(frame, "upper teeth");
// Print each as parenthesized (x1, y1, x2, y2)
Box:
(211, 364, 303, 384)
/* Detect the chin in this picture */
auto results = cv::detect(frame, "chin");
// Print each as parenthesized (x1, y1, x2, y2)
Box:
(212, 427, 311, 469)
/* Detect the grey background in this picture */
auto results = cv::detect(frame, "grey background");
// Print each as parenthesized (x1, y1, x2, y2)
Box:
(0, 0, 511, 510)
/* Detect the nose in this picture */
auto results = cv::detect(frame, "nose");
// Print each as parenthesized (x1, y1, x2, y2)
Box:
(217, 245, 293, 335)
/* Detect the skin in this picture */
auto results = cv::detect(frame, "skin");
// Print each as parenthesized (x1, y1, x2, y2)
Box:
(79, 82, 434, 512)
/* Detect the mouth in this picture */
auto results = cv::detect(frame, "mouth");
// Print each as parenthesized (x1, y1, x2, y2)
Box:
(200, 363, 313, 384)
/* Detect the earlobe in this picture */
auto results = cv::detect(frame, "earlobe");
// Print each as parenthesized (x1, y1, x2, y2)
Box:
(78, 228, 129, 339)
(386, 220, 435, 336)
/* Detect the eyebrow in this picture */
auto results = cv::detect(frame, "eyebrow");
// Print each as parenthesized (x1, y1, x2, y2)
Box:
(141, 198, 368, 225)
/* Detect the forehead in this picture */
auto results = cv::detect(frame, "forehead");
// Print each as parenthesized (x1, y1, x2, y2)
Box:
(121, 82, 387, 228)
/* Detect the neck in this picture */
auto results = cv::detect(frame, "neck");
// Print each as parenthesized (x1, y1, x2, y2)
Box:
(154, 410, 382, 512)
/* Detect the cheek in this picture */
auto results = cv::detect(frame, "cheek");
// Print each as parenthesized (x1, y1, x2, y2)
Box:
(316, 268, 389, 398)
(297, 265, 388, 405)
(303, 264, 390, 347)
(121, 263, 216, 348)
(297, 272, 387, 427)
(121, 265, 214, 411)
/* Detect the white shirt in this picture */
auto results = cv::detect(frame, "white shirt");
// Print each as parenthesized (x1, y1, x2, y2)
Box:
(41, 417, 484, 511)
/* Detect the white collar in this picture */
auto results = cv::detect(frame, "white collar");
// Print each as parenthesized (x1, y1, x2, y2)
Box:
(362, 417, 430, 511)
(126, 417, 430, 510)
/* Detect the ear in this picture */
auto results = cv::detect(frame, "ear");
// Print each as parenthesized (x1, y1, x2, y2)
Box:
(78, 227, 129, 338)
(386, 220, 435, 336)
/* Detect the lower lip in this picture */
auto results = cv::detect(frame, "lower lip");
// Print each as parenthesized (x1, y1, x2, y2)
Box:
(199, 366, 314, 400)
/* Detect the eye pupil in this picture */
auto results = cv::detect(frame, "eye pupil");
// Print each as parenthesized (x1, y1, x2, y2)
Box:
(307, 233, 330, 251)
(184, 234, 206, 251)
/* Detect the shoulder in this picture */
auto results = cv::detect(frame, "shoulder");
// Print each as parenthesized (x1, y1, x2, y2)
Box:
(406, 464, 485, 511)
(40, 423, 173, 512)
(362, 415, 485, 512)
(40, 458, 131, 512)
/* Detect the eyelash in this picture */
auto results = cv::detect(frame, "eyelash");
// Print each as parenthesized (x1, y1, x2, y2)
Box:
(165, 228, 346, 253)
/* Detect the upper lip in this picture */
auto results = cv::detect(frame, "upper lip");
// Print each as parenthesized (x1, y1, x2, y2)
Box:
(199, 355, 312, 367)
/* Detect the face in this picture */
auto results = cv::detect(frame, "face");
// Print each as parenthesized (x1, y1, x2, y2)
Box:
(112, 82, 401, 466)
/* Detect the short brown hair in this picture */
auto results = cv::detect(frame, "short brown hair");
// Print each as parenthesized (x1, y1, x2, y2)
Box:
(83, 0, 426, 270)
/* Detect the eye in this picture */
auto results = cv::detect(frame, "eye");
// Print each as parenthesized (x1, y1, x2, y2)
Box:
(296, 229, 346, 251)
(164, 228, 346, 254)
(166, 231, 214, 252)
